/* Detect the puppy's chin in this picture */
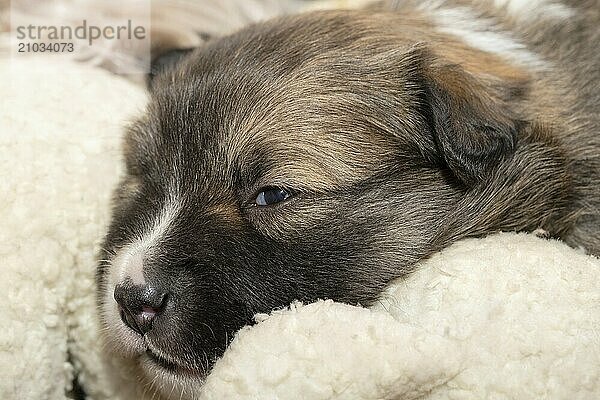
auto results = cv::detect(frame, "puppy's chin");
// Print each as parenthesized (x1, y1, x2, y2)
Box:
(99, 281, 207, 399)
(143, 341, 210, 378)
(138, 354, 206, 400)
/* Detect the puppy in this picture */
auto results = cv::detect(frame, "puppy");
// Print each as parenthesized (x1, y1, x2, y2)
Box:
(97, 0, 600, 397)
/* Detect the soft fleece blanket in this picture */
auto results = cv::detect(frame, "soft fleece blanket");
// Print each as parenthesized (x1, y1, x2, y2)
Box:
(1, 58, 599, 400)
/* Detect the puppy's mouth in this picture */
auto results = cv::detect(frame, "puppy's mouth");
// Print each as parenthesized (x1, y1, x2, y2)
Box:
(143, 346, 207, 377)
(145, 349, 178, 371)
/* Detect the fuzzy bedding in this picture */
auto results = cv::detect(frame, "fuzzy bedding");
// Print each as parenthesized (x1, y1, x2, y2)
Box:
(1, 58, 599, 400)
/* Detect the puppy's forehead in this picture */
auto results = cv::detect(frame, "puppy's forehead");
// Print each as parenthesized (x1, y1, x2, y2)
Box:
(144, 12, 426, 190)
(147, 78, 404, 192)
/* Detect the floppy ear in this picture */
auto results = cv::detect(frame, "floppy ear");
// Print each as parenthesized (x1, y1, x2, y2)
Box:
(419, 57, 525, 186)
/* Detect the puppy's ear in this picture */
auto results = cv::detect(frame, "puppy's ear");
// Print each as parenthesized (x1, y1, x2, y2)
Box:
(418, 54, 525, 186)
(147, 47, 194, 87)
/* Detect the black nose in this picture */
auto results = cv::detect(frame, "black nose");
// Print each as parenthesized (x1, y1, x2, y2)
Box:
(114, 283, 168, 335)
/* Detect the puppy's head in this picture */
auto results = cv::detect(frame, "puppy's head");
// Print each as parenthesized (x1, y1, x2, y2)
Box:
(97, 10, 526, 397)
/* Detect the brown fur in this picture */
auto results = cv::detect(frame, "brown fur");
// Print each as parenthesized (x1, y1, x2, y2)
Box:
(98, 2, 599, 397)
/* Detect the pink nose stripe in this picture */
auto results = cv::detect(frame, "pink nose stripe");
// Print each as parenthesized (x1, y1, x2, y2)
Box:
(141, 307, 158, 318)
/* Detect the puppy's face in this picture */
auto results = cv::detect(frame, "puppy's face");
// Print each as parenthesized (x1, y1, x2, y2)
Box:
(97, 10, 524, 396)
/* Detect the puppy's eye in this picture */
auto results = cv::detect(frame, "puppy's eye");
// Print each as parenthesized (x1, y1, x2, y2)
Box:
(255, 186, 291, 206)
